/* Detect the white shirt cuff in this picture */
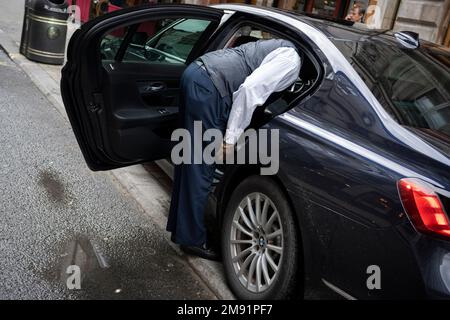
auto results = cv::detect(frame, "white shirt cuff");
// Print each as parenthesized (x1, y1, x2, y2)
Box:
(224, 128, 244, 145)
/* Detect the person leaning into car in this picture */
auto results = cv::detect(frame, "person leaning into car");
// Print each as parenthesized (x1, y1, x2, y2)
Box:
(167, 38, 302, 260)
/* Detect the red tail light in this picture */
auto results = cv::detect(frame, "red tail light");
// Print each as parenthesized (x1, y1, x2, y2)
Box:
(398, 178, 450, 239)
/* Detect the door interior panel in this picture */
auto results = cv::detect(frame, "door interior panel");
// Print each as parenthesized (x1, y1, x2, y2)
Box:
(100, 61, 185, 161)
(60, 5, 224, 170)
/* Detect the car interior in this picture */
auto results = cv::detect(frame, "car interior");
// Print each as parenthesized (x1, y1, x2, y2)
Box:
(220, 23, 320, 130)
(96, 17, 320, 164)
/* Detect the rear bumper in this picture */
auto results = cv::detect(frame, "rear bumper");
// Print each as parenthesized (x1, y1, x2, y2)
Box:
(402, 227, 450, 299)
(417, 238, 450, 299)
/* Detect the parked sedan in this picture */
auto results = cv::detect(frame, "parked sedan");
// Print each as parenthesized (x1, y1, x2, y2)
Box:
(61, 4, 450, 300)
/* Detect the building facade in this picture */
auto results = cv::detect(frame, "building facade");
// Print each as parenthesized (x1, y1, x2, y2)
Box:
(186, 0, 450, 46)
(73, 0, 450, 46)
(392, 0, 450, 47)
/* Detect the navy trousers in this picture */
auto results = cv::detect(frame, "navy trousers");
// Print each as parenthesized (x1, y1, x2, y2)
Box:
(166, 62, 232, 246)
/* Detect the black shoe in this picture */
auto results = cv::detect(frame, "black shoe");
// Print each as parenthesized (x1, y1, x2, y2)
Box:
(180, 243, 221, 261)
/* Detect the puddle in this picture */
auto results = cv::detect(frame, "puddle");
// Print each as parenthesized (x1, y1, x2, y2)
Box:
(37, 169, 68, 204)
(57, 235, 121, 299)
(38, 232, 216, 299)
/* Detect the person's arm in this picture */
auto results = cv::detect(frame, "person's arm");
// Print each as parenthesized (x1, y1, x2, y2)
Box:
(223, 46, 301, 145)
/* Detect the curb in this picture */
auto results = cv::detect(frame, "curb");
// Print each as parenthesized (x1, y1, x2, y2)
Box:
(0, 27, 234, 300)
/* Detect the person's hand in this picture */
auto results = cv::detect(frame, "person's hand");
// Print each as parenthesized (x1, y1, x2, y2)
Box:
(216, 141, 234, 163)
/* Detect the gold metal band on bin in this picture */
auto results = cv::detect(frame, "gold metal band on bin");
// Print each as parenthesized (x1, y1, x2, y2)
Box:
(27, 47, 65, 58)
(28, 12, 67, 26)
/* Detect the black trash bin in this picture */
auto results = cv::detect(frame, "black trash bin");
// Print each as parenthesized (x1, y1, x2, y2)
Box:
(20, 0, 70, 65)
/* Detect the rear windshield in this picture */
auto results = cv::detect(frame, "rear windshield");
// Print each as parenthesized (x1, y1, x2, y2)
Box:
(332, 38, 450, 137)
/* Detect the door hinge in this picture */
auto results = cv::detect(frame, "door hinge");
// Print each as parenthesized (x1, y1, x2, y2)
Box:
(88, 93, 103, 112)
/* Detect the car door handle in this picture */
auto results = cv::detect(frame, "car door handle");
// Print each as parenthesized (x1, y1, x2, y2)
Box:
(144, 82, 166, 92)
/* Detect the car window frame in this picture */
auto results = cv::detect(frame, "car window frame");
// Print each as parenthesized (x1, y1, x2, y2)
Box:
(206, 14, 325, 111)
(102, 15, 221, 65)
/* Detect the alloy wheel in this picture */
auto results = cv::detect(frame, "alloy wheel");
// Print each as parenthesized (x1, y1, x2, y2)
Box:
(229, 192, 284, 293)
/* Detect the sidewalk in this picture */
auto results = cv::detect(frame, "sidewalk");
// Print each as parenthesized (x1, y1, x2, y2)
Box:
(0, 1, 233, 300)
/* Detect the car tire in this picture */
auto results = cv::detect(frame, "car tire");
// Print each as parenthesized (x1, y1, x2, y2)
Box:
(221, 175, 299, 300)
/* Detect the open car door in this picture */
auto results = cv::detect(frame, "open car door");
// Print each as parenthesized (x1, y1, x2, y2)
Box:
(61, 5, 224, 171)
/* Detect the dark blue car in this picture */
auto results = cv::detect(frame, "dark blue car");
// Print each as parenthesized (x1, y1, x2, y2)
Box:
(61, 4, 450, 300)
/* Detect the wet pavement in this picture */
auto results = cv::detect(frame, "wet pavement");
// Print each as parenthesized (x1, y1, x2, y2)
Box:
(0, 49, 216, 300)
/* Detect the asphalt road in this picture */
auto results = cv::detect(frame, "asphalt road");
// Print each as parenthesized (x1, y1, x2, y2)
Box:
(0, 48, 215, 300)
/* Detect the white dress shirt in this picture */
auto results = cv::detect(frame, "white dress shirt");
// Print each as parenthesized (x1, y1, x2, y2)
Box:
(224, 46, 302, 145)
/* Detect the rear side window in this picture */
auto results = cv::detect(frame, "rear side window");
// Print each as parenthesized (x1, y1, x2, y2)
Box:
(334, 39, 450, 137)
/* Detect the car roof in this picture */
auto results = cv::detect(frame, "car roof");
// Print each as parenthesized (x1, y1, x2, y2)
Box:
(216, 5, 388, 39)
(214, 4, 450, 52)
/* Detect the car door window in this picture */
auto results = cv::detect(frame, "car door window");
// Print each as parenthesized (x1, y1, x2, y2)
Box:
(143, 19, 212, 63)
(100, 25, 129, 61)
(100, 18, 213, 65)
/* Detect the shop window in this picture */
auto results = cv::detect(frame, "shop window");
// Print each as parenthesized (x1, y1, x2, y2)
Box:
(294, 0, 307, 11)
(277, 0, 306, 11)
(312, 0, 339, 17)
